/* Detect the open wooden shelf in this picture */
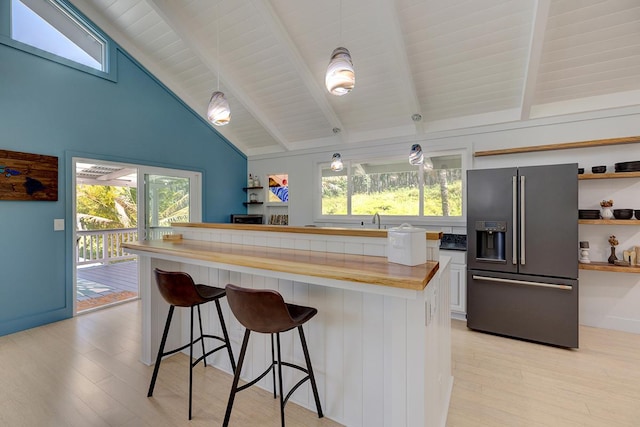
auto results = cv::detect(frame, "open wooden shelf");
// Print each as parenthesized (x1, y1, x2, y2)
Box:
(578, 171, 640, 180)
(579, 219, 640, 225)
(242, 186, 264, 191)
(474, 136, 640, 157)
(579, 261, 640, 273)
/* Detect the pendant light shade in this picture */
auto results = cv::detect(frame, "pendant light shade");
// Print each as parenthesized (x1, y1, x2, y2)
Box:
(409, 144, 424, 165)
(325, 47, 355, 96)
(207, 91, 231, 126)
(331, 153, 344, 171)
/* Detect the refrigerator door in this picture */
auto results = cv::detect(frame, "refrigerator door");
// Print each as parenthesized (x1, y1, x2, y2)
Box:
(467, 167, 517, 273)
(517, 164, 578, 279)
(467, 269, 578, 348)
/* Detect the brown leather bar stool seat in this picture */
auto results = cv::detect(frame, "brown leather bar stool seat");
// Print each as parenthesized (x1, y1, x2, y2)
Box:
(223, 284, 323, 427)
(147, 268, 236, 420)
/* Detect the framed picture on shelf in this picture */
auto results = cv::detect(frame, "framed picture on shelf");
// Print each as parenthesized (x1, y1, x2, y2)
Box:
(268, 174, 288, 203)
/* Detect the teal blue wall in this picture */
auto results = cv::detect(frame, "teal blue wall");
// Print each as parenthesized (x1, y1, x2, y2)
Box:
(0, 36, 247, 335)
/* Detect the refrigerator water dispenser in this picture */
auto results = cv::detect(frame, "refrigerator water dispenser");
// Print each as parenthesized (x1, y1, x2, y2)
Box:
(475, 221, 506, 263)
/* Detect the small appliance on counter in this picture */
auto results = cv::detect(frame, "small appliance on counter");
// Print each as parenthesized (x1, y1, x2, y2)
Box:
(387, 223, 427, 266)
(440, 234, 467, 251)
(230, 214, 263, 224)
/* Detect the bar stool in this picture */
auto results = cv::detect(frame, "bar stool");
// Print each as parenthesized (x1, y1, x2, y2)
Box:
(147, 268, 236, 420)
(223, 284, 323, 427)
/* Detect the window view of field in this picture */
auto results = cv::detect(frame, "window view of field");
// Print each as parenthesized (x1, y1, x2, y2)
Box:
(321, 155, 462, 217)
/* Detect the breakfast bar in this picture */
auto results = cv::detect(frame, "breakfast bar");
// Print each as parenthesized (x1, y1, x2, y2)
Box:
(123, 224, 452, 427)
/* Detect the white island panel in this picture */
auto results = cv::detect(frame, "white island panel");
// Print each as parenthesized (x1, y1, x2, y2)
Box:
(127, 230, 451, 427)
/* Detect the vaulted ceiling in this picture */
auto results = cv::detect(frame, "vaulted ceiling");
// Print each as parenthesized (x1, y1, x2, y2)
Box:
(70, 0, 640, 156)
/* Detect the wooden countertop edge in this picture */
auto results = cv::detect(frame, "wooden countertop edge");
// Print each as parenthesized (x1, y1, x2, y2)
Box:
(172, 223, 443, 241)
(123, 240, 439, 291)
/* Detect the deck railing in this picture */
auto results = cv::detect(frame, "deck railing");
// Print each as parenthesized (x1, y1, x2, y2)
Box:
(76, 228, 138, 266)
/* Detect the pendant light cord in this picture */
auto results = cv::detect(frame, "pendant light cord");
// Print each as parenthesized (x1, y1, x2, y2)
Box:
(216, 4, 220, 90)
(339, 0, 343, 46)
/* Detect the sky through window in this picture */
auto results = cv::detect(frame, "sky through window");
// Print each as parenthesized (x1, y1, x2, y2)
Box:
(11, 0, 102, 70)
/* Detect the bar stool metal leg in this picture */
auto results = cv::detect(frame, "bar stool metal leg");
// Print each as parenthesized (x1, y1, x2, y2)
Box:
(298, 326, 323, 418)
(189, 306, 199, 420)
(196, 304, 207, 367)
(223, 329, 251, 427)
(271, 333, 277, 399)
(148, 305, 175, 397)
(216, 299, 237, 372)
(276, 332, 285, 427)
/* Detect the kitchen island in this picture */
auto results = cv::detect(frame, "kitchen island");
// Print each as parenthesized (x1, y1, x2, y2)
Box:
(123, 224, 452, 427)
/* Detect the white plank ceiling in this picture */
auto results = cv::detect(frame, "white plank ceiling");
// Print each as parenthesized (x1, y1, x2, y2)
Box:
(69, 0, 640, 156)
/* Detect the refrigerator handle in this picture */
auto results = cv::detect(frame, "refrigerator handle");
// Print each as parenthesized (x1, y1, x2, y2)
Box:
(520, 175, 526, 265)
(512, 176, 517, 265)
(472, 275, 572, 290)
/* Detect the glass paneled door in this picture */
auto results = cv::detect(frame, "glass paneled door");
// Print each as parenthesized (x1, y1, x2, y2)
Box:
(140, 168, 202, 240)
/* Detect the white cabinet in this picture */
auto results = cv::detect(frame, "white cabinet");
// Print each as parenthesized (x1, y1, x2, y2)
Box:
(441, 249, 467, 318)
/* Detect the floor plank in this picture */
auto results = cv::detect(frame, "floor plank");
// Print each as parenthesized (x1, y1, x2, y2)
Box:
(1, 302, 639, 426)
(0, 301, 341, 427)
(447, 319, 640, 427)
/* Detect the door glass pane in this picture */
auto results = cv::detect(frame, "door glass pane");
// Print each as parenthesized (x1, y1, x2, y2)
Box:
(145, 174, 190, 239)
(352, 160, 419, 216)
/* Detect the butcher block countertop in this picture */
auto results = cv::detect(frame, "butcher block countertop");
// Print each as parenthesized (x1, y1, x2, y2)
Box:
(172, 222, 443, 241)
(123, 239, 439, 291)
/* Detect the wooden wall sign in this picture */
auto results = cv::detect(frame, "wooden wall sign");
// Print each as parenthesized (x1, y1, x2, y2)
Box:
(0, 149, 58, 201)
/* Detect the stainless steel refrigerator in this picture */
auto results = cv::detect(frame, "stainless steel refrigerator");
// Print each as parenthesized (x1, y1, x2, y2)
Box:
(466, 163, 579, 348)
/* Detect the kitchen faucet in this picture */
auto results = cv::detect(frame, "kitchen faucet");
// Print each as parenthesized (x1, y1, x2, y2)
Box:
(372, 212, 381, 229)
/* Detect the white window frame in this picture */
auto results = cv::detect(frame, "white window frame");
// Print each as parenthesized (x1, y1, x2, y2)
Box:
(315, 147, 469, 227)
(0, 0, 117, 81)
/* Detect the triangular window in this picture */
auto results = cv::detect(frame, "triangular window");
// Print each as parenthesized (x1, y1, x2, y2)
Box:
(11, 0, 105, 71)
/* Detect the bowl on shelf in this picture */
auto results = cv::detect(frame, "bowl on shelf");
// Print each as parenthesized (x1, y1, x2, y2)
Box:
(591, 165, 607, 174)
(578, 168, 584, 174)
(635, 210, 640, 220)
(578, 209, 600, 219)
(614, 161, 640, 173)
(613, 209, 634, 219)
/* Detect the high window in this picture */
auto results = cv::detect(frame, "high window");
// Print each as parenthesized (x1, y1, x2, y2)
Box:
(1, 0, 114, 78)
(320, 151, 465, 222)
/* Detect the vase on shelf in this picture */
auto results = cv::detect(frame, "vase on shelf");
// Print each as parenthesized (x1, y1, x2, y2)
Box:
(608, 247, 617, 264)
(601, 206, 614, 219)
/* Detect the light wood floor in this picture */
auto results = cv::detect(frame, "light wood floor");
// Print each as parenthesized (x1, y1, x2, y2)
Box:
(1, 301, 639, 426)
(448, 319, 640, 427)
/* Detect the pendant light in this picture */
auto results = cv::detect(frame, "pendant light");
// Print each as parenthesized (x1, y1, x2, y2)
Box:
(409, 144, 424, 165)
(331, 153, 344, 171)
(325, 0, 354, 96)
(207, 92, 230, 126)
(207, 5, 230, 126)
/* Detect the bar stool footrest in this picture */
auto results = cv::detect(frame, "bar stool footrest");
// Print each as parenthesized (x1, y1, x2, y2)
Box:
(237, 362, 277, 392)
(192, 340, 230, 367)
(283, 374, 311, 408)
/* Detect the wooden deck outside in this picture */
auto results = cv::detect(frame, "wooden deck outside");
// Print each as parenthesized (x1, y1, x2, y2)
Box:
(77, 260, 138, 312)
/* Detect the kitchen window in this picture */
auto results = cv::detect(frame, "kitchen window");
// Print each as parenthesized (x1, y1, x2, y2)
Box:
(320, 151, 464, 221)
(0, 0, 116, 80)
